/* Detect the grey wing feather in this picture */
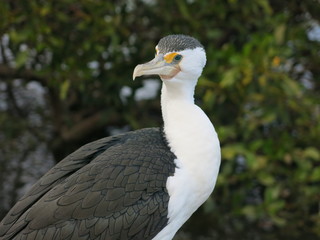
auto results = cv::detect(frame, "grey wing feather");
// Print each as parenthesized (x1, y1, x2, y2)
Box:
(0, 128, 176, 240)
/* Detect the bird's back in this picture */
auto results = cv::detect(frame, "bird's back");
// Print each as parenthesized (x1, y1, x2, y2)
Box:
(0, 128, 176, 240)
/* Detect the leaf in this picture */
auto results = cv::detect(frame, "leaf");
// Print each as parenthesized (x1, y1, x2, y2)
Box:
(271, 215, 286, 226)
(241, 206, 258, 220)
(177, 0, 191, 20)
(251, 156, 268, 170)
(258, 172, 275, 186)
(304, 147, 320, 160)
(261, 112, 276, 124)
(275, 24, 286, 44)
(203, 89, 215, 108)
(15, 50, 29, 68)
(221, 144, 245, 160)
(220, 69, 238, 88)
(256, 0, 273, 15)
(310, 167, 320, 181)
(267, 200, 285, 217)
(217, 126, 236, 142)
(60, 80, 70, 100)
(258, 75, 267, 87)
(282, 77, 301, 97)
(265, 186, 280, 203)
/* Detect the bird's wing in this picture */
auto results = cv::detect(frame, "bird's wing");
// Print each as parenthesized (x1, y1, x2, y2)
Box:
(0, 128, 176, 240)
(0, 133, 120, 237)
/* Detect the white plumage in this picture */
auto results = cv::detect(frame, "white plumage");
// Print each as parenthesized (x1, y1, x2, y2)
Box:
(151, 47, 221, 240)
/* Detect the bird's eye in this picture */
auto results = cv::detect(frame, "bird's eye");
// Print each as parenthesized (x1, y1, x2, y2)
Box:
(174, 54, 182, 61)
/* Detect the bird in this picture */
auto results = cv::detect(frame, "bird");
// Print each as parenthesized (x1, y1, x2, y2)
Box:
(0, 34, 221, 240)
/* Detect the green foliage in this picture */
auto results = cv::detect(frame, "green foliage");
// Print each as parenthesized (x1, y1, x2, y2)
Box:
(1, 0, 320, 239)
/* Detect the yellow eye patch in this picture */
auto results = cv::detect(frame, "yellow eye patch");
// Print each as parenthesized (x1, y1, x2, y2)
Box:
(164, 52, 181, 63)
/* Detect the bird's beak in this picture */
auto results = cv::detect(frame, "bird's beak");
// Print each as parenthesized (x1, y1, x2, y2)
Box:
(133, 54, 180, 80)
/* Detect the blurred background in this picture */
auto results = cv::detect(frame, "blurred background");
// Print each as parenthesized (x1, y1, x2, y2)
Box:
(0, 0, 319, 239)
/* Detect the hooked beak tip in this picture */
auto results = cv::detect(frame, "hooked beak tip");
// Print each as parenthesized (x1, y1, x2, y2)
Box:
(132, 64, 142, 81)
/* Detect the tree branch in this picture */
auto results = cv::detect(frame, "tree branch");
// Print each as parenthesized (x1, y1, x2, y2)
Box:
(50, 109, 124, 159)
(0, 64, 47, 85)
(60, 112, 104, 142)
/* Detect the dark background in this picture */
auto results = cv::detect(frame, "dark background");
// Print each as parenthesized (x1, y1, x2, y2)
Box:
(0, 0, 319, 239)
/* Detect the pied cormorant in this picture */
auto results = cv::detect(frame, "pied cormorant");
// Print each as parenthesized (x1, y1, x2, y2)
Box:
(0, 34, 221, 240)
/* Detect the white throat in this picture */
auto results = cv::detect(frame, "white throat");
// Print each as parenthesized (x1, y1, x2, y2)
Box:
(161, 77, 220, 180)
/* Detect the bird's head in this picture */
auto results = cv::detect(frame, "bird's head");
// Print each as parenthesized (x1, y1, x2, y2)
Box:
(133, 35, 206, 83)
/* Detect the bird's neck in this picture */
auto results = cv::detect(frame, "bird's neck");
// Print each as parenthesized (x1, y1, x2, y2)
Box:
(160, 78, 196, 123)
(160, 79, 220, 186)
(161, 80, 196, 102)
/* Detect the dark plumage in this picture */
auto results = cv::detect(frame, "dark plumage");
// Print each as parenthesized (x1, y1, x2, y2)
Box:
(0, 128, 176, 240)
(157, 34, 204, 53)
